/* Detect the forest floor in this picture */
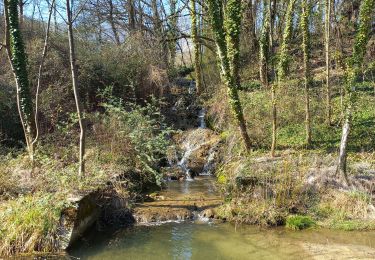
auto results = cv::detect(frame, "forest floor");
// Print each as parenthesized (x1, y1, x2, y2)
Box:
(206, 65, 375, 230)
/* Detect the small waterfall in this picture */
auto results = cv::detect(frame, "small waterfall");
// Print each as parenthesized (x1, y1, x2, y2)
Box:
(198, 108, 206, 129)
(166, 93, 219, 181)
(173, 129, 220, 180)
(177, 141, 195, 181)
(177, 107, 208, 180)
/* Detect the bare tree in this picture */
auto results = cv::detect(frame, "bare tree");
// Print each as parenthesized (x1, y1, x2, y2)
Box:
(325, 0, 332, 125)
(301, 0, 312, 146)
(32, 0, 55, 147)
(66, 0, 86, 176)
(190, 0, 202, 94)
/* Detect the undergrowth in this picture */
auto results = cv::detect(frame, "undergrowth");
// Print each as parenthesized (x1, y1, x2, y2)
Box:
(215, 151, 375, 230)
(0, 193, 68, 255)
(0, 95, 171, 256)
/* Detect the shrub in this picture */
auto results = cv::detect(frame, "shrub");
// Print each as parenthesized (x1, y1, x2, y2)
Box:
(286, 215, 315, 230)
(238, 81, 262, 92)
(96, 91, 173, 185)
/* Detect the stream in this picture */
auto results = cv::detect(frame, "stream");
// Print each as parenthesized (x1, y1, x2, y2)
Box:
(69, 88, 375, 259)
(68, 177, 375, 260)
(69, 182, 375, 260)
(70, 224, 375, 259)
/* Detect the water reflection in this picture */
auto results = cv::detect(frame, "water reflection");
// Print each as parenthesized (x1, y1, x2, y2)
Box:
(171, 225, 193, 259)
(165, 176, 218, 198)
(69, 222, 375, 260)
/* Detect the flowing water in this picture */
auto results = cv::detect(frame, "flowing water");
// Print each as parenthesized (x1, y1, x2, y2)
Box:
(69, 99, 375, 259)
(69, 178, 375, 260)
(198, 108, 206, 129)
(69, 217, 375, 260)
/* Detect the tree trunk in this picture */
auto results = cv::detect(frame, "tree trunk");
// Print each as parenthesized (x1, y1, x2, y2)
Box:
(4, 0, 36, 160)
(207, 0, 251, 152)
(32, 0, 55, 147)
(168, 0, 177, 67)
(66, 0, 86, 177)
(96, 0, 103, 43)
(151, 0, 168, 67)
(336, 0, 374, 181)
(301, 0, 311, 146)
(325, 0, 332, 125)
(332, 1, 344, 70)
(259, 0, 270, 86)
(336, 116, 350, 182)
(190, 0, 202, 94)
(268, 0, 274, 51)
(128, 0, 136, 31)
(244, 0, 257, 51)
(18, 0, 24, 27)
(272, 0, 296, 156)
(54, 0, 58, 32)
(271, 85, 276, 156)
(108, 0, 120, 45)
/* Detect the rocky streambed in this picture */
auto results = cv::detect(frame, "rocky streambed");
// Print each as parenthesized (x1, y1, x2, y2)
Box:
(133, 176, 222, 224)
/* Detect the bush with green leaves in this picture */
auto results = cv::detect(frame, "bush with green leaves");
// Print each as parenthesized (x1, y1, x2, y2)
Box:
(97, 89, 173, 185)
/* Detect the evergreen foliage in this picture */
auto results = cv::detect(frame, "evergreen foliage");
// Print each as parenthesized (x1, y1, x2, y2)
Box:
(207, 0, 251, 151)
(5, 0, 35, 154)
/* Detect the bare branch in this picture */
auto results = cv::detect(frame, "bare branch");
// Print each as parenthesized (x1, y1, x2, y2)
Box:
(72, 0, 91, 23)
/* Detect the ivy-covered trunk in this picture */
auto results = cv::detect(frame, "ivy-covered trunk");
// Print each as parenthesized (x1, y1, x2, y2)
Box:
(301, 0, 312, 146)
(259, 0, 270, 87)
(337, 0, 375, 181)
(207, 0, 251, 151)
(272, 0, 296, 156)
(4, 0, 36, 159)
(190, 0, 202, 94)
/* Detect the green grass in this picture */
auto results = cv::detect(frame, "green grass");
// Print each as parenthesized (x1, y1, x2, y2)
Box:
(0, 193, 68, 255)
(312, 189, 375, 231)
(286, 215, 316, 230)
(329, 219, 375, 231)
